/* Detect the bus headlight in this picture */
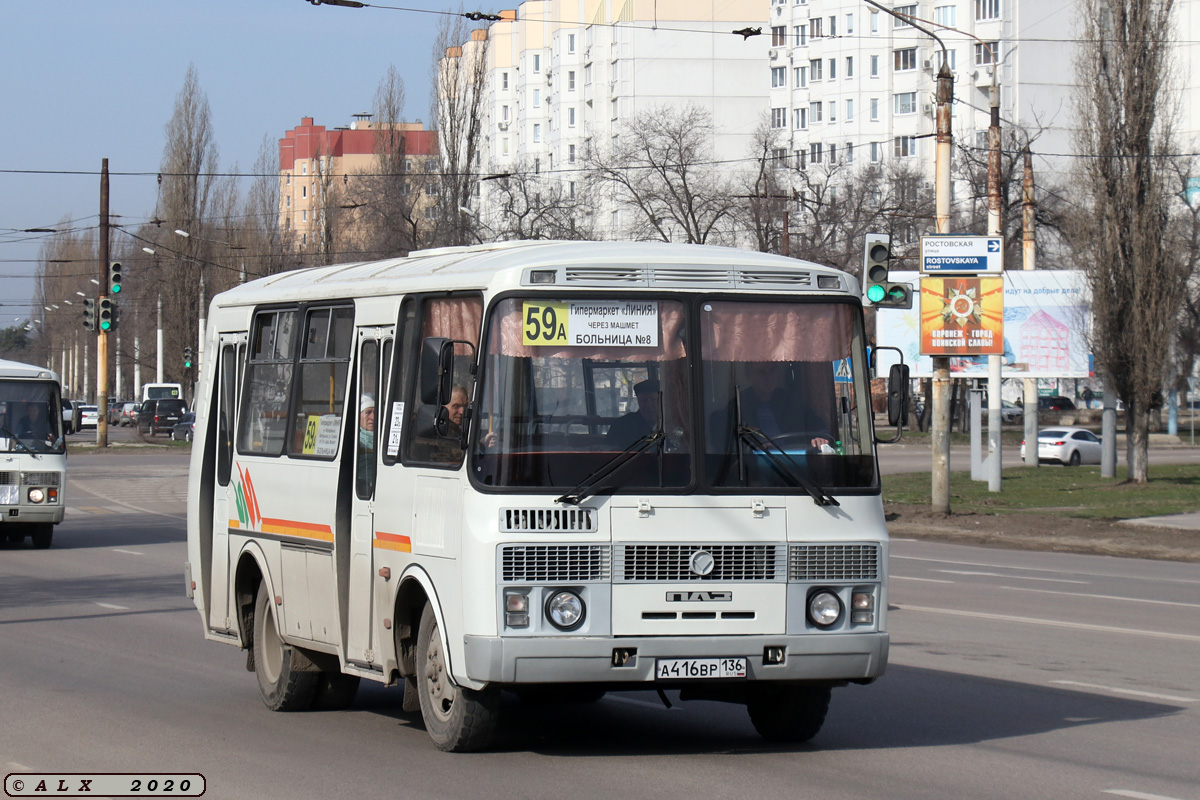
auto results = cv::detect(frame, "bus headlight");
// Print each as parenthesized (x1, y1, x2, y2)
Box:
(545, 590, 585, 631)
(807, 589, 842, 628)
(28, 488, 46, 504)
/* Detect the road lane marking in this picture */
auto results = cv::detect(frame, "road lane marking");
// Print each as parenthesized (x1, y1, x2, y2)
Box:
(70, 479, 187, 522)
(936, 569, 1088, 584)
(94, 602, 129, 610)
(112, 549, 144, 556)
(1001, 585, 1200, 609)
(1052, 681, 1194, 703)
(893, 604, 1200, 642)
(892, 575, 955, 584)
(7, 763, 31, 771)
(1104, 790, 1192, 800)
(893, 554, 1200, 585)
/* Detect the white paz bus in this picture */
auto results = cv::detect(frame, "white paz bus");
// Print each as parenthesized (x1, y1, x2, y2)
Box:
(1, 358, 66, 548)
(185, 241, 907, 751)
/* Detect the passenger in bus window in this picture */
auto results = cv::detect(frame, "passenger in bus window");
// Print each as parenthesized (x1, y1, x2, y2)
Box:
(16, 402, 52, 442)
(357, 394, 376, 489)
(444, 386, 469, 437)
(606, 379, 660, 445)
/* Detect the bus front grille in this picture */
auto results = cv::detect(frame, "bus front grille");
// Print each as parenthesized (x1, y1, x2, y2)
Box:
(614, 544, 786, 583)
(0, 472, 15, 485)
(501, 544, 611, 582)
(789, 544, 880, 581)
(500, 507, 597, 533)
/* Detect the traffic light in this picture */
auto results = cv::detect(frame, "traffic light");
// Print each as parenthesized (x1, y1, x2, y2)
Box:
(109, 261, 123, 295)
(184, 347, 194, 369)
(83, 298, 96, 331)
(862, 232, 913, 309)
(98, 298, 114, 331)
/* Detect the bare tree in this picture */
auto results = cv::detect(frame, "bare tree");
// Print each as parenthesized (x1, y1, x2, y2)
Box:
(739, 120, 790, 253)
(487, 165, 598, 241)
(586, 104, 738, 244)
(1071, 0, 1191, 482)
(242, 133, 294, 278)
(432, 16, 489, 247)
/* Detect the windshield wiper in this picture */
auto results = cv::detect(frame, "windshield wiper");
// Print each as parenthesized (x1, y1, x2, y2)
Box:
(736, 424, 839, 507)
(556, 430, 664, 506)
(0, 426, 39, 458)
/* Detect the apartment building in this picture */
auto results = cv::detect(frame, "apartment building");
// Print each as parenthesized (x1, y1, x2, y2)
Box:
(279, 116, 439, 252)
(449, 0, 770, 239)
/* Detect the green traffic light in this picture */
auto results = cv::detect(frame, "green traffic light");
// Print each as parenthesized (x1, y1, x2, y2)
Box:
(111, 283, 121, 294)
(866, 284, 886, 303)
(100, 320, 111, 331)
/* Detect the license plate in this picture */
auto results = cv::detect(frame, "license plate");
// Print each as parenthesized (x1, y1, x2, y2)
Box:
(655, 657, 746, 680)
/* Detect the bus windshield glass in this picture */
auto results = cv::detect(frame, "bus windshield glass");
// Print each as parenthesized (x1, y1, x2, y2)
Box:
(471, 296, 875, 493)
(0, 380, 64, 454)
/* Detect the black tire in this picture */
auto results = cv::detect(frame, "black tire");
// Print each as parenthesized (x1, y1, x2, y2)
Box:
(311, 672, 361, 711)
(416, 603, 499, 751)
(1068, 450, 1081, 467)
(31, 524, 53, 550)
(746, 684, 831, 743)
(252, 583, 319, 711)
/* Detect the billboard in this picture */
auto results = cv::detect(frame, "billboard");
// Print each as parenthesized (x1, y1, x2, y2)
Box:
(876, 270, 1091, 378)
(919, 276, 1005, 356)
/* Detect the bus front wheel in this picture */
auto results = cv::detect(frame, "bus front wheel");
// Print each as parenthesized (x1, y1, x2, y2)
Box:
(746, 683, 831, 743)
(253, 584, 318, 711)
(416, 603, 498, 752)
(31, 524, 53, 549)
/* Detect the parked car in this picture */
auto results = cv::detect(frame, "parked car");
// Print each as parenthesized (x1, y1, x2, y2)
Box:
(1000, 400, 1024, 423)
(1038, 396, 1076, 411)
(171, 411, 196, 442)
(61, 399, 75, 434)
(107, 399, 131, 426)
(137, 398, 187, 437)
(79, 405, 99, 429)
(119, 401, 140, 426)
(1020, 426, 1102, 466)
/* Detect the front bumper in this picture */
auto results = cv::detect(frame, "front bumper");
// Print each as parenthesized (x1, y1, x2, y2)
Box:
(464, 632, 888, 685)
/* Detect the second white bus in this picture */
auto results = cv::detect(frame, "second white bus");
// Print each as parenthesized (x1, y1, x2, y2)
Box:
(1, 358, 67, 549)
(186, 240, 904, 751)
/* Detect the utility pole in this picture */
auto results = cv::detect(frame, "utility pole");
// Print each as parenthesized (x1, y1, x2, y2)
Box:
(986, 84, 1002, 492)
(97, 158, 110, 448)
(1021, 148, 1040, 468)
(931, 61, 954, 513)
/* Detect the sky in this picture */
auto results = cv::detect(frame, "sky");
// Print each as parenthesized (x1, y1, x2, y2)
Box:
(0, 0, 445, 324)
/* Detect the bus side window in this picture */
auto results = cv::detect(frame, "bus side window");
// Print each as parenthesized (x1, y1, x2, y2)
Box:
(217, 343, 236, 486)
(382, 299, 416, 467)
(238, 309, 298, 456)
(405, 295, 483, 466)
(288, 305, 354, 459)
(356, 340, 380, 499)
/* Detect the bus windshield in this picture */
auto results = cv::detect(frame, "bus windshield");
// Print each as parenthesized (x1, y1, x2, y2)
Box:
(471, 296, 875, 494)
(0, 379, 64, 454)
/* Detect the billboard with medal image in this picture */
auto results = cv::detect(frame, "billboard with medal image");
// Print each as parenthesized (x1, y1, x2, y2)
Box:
(920, 276, 1004, 356)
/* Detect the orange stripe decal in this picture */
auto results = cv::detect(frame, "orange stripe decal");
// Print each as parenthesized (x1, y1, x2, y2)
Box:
(260, 517, 334, 543)
(374, 531, 412, 552)
(228, 519, 240, 529)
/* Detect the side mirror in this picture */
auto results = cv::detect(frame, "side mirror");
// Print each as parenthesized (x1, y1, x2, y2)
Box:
(419, 337, 455, 406)
(887, 363, 911, 426)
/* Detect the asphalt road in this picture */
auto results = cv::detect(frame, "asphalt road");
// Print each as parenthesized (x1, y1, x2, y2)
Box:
(878, 441, 1200, 475)
(1, 455, 1197, 800)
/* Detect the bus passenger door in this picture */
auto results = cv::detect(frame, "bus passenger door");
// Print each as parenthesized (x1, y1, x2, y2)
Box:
(347, 332, 386, 666)
(210, 335, 244, 633)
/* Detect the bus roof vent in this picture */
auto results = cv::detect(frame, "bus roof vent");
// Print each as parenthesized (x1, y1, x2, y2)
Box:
(736, 268, 814, 287)
(650, 267, 734, 287)
(563, 267, 647, 285)
(500, 507, 598, 533)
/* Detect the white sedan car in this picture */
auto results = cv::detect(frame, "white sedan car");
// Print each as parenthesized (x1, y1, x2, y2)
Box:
(1020, 426, 1102, 466)
(79, 405, 99, 429)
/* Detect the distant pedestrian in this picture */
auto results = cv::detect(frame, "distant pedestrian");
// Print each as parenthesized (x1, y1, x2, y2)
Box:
(1082, 387, 1094, 409)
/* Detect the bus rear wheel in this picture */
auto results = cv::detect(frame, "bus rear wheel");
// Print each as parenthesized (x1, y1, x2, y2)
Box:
(746, 683, 831, 743)
(416, 603, 498, 752)
(253, 583, 318, 711)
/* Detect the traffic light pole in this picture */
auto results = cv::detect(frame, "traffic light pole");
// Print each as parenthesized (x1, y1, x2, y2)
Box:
(97, 158, 110, 449)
